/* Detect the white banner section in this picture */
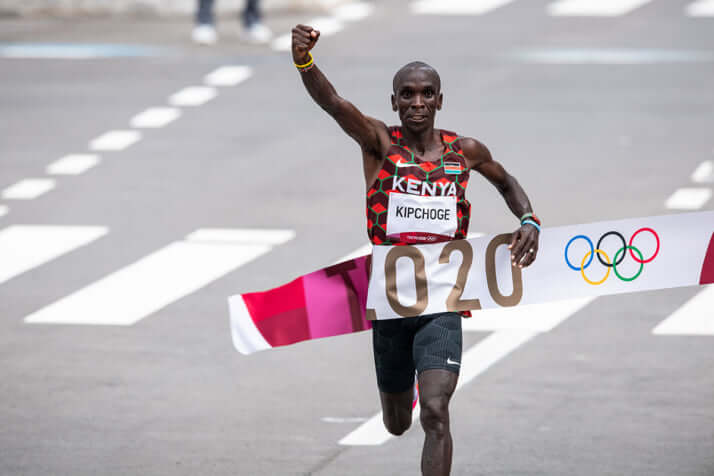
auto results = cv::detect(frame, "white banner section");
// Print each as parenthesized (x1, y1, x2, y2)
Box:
(366, 212, 714, 320)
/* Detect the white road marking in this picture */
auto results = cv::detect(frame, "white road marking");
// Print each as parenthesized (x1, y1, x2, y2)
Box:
(0, 225, 107, 285)
(462, 298, 595, 332)
(322, 417, 368, 423)
(411, 0, 515, 15)
(339, 330, 536, 446)
(0, 205, 8, 217)
(0, 44, 161, 59)
(46, 154, 100, 175)
(512, 48, 714, 64)
(185, 228, 295, 245)
(691, 160, 714, 183)
(130, 107, 181, 128)
(271, 35, 293, 52)
(89, 130, 141, 151)
(2, 178, 56, 200)
(652, 286, 714, 335)
(272, 17, 344, 51)
(333, 2, 374, 21)
(25, 228, 294, 326)
(333, 243, 372, 265)
(204, 66, 253, 87)
(687, 0, 714, 16)
(168, 86, 217, 107)
(0, 45, 99, 59)
(664, 188, 712, 210)
(547, 0, 652, 16)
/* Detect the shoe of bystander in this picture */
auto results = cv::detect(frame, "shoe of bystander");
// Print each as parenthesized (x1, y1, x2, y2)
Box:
(192, 24, 218, 45)
(241, 22, 273, 44)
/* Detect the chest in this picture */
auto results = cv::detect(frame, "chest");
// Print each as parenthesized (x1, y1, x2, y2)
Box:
(381, 144, 469, 198)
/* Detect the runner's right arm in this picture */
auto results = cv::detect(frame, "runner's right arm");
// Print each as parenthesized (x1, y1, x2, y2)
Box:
(292, 24, 390, 157)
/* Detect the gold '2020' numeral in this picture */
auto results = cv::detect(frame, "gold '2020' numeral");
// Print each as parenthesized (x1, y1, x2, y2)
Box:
(381, 235, 523, 317)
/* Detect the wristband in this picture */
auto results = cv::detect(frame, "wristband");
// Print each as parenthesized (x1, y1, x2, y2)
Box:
(294, 52, 314, 69)
(522, 219, 541, 232)
(520, 212, 541, 226)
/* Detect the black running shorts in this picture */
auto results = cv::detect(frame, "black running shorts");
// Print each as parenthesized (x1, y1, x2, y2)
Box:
(372, 312, 462, 394)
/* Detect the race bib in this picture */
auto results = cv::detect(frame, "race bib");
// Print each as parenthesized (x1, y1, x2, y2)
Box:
(386, 192, 457, 243)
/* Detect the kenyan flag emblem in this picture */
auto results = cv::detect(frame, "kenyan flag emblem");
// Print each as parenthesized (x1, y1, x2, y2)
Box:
(444, 161, 462, 174)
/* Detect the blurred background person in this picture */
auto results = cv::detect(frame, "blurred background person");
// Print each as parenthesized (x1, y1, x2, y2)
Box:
(192, 0, 273, 45)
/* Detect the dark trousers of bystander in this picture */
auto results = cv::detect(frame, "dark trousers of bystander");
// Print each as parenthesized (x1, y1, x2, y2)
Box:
(196, 0, 261, 27)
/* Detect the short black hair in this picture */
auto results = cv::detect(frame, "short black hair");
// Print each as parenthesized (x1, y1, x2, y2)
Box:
(392, 61, 441, 93)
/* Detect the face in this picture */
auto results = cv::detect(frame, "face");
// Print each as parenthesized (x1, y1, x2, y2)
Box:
(391, 68, 443, 132)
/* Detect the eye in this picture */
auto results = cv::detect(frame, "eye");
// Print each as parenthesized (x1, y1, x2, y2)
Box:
(424, 88, 434, 98)
(401, 90, 412, 99)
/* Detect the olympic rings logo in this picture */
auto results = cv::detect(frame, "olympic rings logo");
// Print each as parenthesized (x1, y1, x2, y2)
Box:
(564, 228, 660, 285)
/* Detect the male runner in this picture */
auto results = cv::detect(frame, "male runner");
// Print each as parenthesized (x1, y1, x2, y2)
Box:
(292, 25, 540, 476)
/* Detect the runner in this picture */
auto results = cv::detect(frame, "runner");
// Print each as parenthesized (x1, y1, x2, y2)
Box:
(291, 25, 540, 476)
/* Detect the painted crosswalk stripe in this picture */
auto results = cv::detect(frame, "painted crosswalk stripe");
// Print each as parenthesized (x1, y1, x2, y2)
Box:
(0, 205, 8, 218)
(339, 330, 536, 446)
(130, 107, 181, 128)
(691, 160, 714, 183)
(169, 86, 217, 106)
(411, 0, 514, 15)
(272, 17, 344, 51)
(652, 286, 714, 335)
(89, 130, 141, 151)
(204, 66, 253, 87)
(2, 178, 56, 200)
(687, 0, 714, 16)
(664, 188, 712, 210)
(25, 228, 295, 326)
(46, 154, 100, 175)
(0, 225, 107, 285)
(547, 0, 652, 16)
(333, 243, 372, 265)
(333, 2, 374, 21)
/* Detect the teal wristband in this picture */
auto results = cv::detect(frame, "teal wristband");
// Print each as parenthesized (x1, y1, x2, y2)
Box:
(520, 212, 534, 222)
(522, 219, 541, 232)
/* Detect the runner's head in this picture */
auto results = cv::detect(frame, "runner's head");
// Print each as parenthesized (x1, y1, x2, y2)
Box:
(391, 62, 443, 132)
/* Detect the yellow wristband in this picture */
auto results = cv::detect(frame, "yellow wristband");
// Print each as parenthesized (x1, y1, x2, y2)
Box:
(294, 52, 314, 69)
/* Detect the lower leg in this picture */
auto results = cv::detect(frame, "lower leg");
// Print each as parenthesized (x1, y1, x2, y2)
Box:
(242, 0, 261, 27)
(418, 369, 457, 476)
(196, 0, 214, 24)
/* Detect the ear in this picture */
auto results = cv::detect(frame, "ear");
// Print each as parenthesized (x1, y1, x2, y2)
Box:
(391, 94, 397, 111)
(436, 92, 443, 111)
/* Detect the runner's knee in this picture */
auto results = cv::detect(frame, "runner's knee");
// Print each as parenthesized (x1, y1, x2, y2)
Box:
(419, 396, 449, 436)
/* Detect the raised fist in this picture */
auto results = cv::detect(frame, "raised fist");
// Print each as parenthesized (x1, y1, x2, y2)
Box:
(292, 24, 320, 63)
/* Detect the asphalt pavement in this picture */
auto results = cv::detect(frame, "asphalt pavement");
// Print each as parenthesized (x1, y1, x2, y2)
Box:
(1, 1, 713, 475)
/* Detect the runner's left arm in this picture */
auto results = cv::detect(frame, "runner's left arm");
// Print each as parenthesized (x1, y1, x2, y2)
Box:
(461, 137, 539, 268)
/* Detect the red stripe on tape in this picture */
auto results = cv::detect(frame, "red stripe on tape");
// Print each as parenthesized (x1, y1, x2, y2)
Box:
(700, 232, 714, 285)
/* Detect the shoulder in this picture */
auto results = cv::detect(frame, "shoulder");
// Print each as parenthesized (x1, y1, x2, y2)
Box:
(458, 136, 493, 166)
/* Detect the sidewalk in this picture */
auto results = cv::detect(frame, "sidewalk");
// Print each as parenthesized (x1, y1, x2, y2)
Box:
(0, 10, 320, 58)
(0, 0, 349, 18)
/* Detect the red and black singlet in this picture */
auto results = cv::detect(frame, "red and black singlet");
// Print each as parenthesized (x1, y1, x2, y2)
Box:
(366, 127, 472, 246)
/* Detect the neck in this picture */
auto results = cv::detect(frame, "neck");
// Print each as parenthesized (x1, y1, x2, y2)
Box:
(400, 124, 440, 155)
